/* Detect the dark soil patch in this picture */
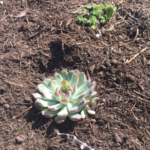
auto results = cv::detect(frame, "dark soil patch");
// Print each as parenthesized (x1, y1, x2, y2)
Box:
(0, 0, 150, 149)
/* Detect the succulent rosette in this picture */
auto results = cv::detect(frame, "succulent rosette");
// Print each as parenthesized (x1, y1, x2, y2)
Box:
(32, 70, 99, 124)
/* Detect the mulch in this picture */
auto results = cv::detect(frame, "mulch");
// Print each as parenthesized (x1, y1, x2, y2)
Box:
(0, 0, 150, 149)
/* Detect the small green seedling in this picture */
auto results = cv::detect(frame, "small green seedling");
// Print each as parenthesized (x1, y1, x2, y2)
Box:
(74, 3, 117, 30)
(87, 16, 98, 26)
(76, 17, 87, 24)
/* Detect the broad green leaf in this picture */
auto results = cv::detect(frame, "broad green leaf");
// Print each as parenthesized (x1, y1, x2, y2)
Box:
(106, 6, 114, 21)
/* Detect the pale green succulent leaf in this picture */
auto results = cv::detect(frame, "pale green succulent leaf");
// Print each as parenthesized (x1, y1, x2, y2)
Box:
(75, 99, 86, 113)
(57, 106, 68, 118)
(54, 88, 61, 102)
(43, 78, 51, 89)
(32, 93, 48, 100)
(91, 97, 99, 102)
(38, 84, 55, 99)
(54, 116, 67, 124)
(65, 91, 71, 99)
(48, 103, 64, 111)
(89, 91, 97, 100)
(75, 80, 91, 96)
(68, 113, 82, 121)
(42, 110, 59, 118)
(70, 73, 78, 90)
(49, 80, 59, 92)
(60, 98, 69, 105)
(90, 101, 97, 109)
(60, 92, 70, 105)
(84, 86, 94, 97)
(54, 73, 63, 87)
(74, 69, 80, 75)
(67, 103, 78, 113)
(70, 92, 85, 103)
(60, 70, 68, 80)
(81, 106, 89, 118)
(35, 99, 58, 108)
(77, 72, 86, 88)
(72, 84, 77, 96)
(87, 109, 96, 115)
(67, 70, 74, 83)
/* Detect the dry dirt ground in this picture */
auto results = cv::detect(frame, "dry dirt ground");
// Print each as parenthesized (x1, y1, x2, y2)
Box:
(0, 0, 150, 149)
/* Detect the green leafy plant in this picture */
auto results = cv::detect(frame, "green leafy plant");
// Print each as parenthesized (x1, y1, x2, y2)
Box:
(74, 9, 87, 16)
(106, 5, 114, 21)
(74, 3, 117, 30)
(87, 16, 98, 26)
(33, 70, 99, 124)
(76, 17, 87, 24)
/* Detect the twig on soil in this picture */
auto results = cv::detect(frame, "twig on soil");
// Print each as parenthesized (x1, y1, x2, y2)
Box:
(116, 13, 129, 25)
(124, 91, 150, 103)
(57, 133, 95, 150)
(126, 47, 148, 64)
(4, 80, 24, 87)
(133, 90, 150, 100)
(133, 28, 139, 42)
(27, 80, 37, 87)
(123, 9, 138, 22)
(13, 106, 32, 119)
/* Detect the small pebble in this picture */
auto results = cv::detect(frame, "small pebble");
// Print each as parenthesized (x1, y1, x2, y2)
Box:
(4, 104, 9, 109)
(126, 74, 135, 82)
(89, 64, 95, 74)
(138, 84, 144, 91)
(16, 135, 27, 143)
(0, 98, 6, 105)
(104, 60, 111, 67)
(100, 65, 106, 71)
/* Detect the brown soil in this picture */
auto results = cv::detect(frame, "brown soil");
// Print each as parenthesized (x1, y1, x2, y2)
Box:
(0, 0, 150, 149)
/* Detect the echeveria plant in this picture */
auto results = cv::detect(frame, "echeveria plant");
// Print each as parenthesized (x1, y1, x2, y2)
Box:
(33, 70, 99, 124)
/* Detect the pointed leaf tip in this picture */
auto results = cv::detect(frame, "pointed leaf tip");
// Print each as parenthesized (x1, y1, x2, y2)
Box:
(69, 113, 82, 121)
(54, 116, 66, 124)
(87, 110, 96, 115)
